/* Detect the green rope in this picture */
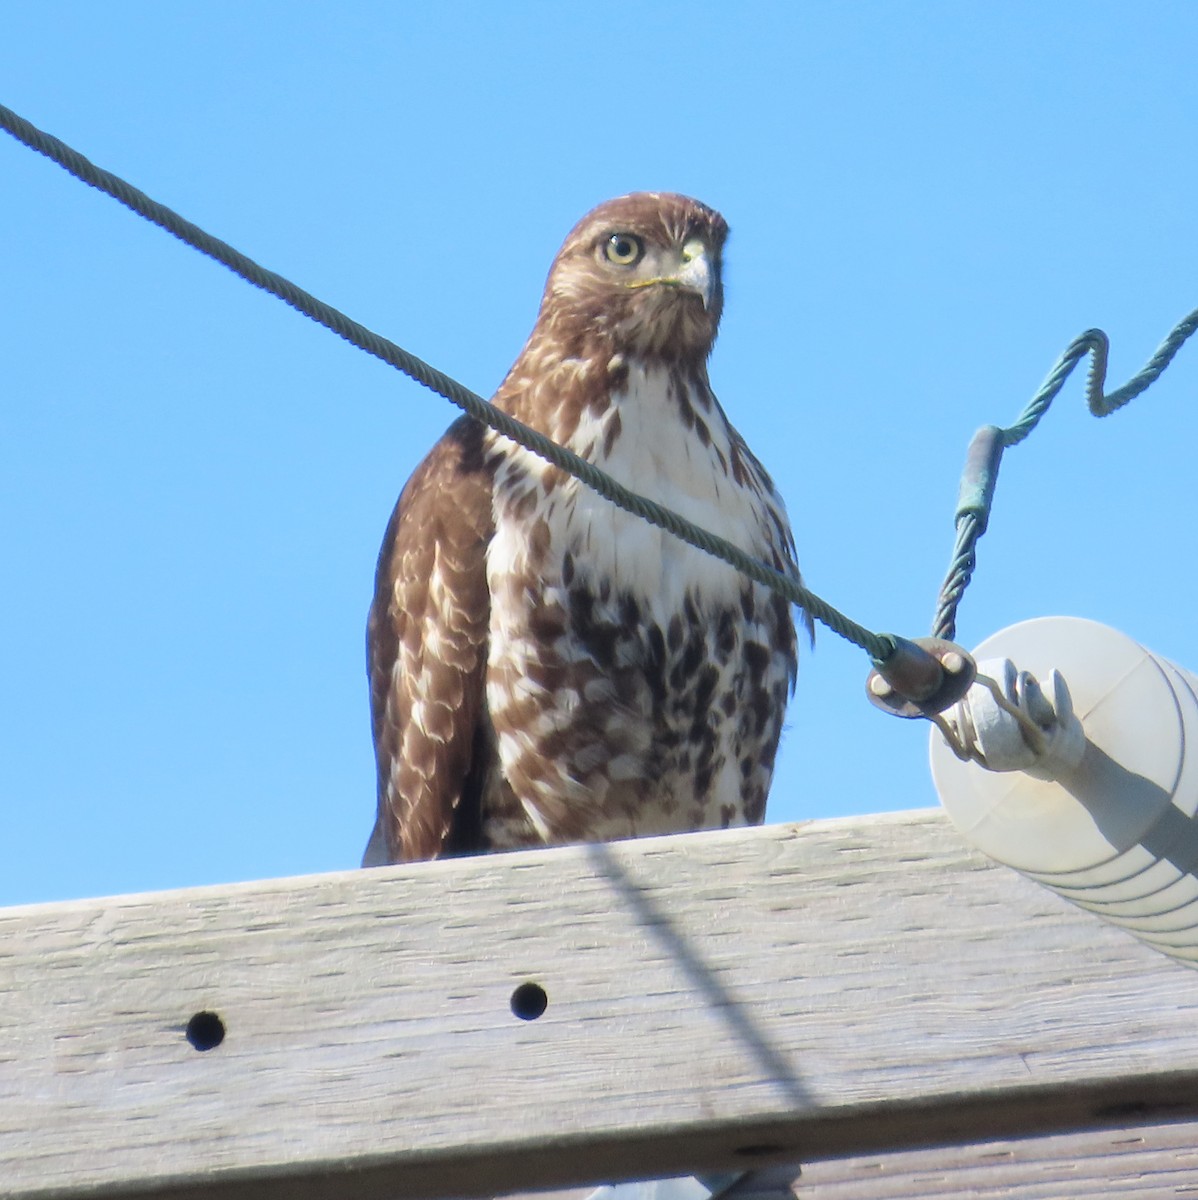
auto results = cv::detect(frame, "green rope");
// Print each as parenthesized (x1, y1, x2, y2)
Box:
(932, 309, 1198, 641)
(0, 101, 896, 663)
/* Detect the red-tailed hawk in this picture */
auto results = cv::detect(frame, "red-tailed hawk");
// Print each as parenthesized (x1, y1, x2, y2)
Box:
(363, 193, 802, 865)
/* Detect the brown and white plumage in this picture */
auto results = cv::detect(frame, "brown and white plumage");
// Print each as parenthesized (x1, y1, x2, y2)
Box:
(364, 193, 803, 865)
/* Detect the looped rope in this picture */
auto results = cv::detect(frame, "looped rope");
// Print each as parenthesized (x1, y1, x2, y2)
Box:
(932, 308, 1198, 641)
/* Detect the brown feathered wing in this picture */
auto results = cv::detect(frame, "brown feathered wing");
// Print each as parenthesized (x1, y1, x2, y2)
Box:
(363, 416, 494, 863)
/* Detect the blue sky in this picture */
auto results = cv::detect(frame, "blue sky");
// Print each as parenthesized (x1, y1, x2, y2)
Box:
(3, 2, 1197, 907)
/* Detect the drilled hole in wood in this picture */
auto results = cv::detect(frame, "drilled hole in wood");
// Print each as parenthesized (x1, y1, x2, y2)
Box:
(510, 982, 548, 1020)
(186, 1011, 226, 1051)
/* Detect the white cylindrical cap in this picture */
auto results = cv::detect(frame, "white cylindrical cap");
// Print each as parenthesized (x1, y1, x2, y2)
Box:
(931, 616, 1198, 965)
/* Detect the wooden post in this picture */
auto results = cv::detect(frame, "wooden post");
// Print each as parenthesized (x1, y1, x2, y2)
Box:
(2, 809, 1196, 1199)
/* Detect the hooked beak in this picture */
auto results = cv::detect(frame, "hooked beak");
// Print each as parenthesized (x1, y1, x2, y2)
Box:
(626, 238, 717, 310)
(673, 238, 715, 310)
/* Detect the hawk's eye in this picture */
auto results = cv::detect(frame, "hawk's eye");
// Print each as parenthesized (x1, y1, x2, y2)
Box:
(603, 233, 644, 267)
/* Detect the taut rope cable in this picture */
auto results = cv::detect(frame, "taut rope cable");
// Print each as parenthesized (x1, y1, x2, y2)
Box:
(0, 101, 894, 663)
(5, 102, 1195, 671)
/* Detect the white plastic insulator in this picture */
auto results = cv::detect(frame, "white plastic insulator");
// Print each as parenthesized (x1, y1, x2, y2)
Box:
(960, 656, 1086, 777)
(930, 616, 1198, 967)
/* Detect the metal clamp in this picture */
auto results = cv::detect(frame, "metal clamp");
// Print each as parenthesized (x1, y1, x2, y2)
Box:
(866, 636, 978, 719)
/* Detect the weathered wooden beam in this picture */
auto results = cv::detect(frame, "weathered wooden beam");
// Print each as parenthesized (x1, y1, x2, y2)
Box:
(1, 809, 1196, 1200)
(775, 1117, 1198, 1197)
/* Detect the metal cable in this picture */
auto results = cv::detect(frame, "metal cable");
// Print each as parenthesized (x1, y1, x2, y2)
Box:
(932, 308, 1198, 640)
(11, 102, 1191, 667)
(0, 102, 896, 663)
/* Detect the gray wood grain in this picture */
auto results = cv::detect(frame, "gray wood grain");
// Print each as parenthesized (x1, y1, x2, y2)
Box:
(1, 810, 1196, 1199)
(789, 1118, 1198, 1197)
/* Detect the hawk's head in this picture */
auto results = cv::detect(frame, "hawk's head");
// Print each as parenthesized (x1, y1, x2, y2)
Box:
(537, 192, 728, 364)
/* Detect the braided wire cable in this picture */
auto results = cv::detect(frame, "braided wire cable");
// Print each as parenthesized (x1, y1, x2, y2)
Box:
(0, 102, 895, 663)
(931, 515, 983, 641)
(932, 308, 1198, 641)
